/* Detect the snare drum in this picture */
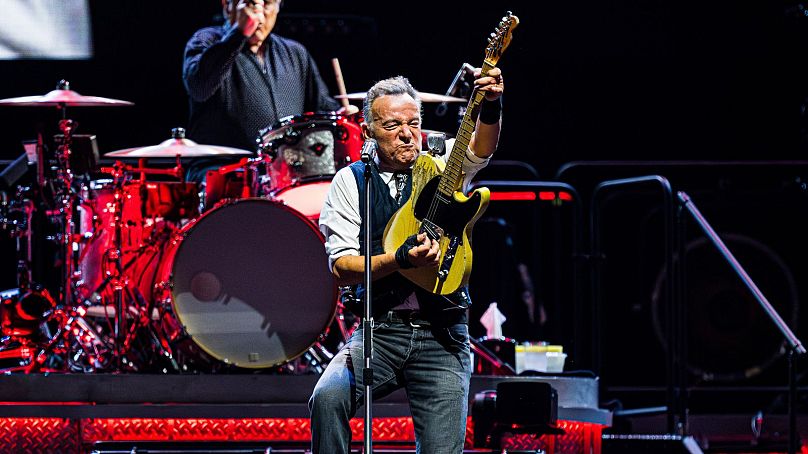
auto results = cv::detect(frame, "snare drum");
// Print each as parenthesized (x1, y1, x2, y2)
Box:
(258, 113, 363, 192)
(153, 198, 336, 370)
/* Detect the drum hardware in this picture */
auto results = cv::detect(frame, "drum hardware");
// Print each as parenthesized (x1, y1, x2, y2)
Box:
(203, 154, 270, 210)
(22, 304, 113, 373)
(0, 81, 133, 310)
(99, 157, 186, 183)
(0, 82, 201, 374)
(1, 85, 357, 373)
(84, 158, 193, 369)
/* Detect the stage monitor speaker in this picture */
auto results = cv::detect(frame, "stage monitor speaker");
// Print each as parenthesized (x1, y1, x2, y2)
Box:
(557, 161, 808, 393)
(603, 434, 704, 454)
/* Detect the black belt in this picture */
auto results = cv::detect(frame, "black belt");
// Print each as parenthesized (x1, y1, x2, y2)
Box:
(376, 309, 467, 328)
(377, 310, 431, 328)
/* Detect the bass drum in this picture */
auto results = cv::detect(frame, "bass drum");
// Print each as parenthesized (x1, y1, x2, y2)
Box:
(271, 176, 333, 223)
(154, 198, 336, 370)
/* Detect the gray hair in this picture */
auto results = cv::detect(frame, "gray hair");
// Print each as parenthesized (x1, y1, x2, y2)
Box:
(362, 76, 422, 125)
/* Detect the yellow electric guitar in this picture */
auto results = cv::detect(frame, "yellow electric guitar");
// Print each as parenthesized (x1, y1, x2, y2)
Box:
(382, 12, 519, 295)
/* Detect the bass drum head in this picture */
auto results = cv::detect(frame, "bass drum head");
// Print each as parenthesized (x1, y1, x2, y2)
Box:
(168, 198, 336, 368)
(272, 177, 333, 222)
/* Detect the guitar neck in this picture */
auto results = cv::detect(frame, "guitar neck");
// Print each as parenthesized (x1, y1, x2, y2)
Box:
(437, 60, 497, 198)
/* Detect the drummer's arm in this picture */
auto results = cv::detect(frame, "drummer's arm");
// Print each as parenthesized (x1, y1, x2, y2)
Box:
(183, 26, 246, 102)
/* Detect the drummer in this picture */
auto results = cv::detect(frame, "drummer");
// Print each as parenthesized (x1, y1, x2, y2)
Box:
(182, 0, 358, 181)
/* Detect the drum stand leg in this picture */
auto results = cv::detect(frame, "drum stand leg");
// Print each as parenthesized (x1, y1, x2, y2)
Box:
(125, 286, 180, 373)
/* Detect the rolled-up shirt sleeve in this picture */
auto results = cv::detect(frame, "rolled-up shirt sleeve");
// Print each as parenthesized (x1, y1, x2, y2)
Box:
(459, 138, 491, 191)
(319, 168, 361, 271)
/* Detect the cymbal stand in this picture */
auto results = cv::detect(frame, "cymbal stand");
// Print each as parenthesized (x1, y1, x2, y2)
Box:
(53, 115, 81, 309)
(108, 162, 128, 360)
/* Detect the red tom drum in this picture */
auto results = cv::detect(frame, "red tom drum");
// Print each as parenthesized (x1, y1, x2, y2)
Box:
(258, 113, 363, 192)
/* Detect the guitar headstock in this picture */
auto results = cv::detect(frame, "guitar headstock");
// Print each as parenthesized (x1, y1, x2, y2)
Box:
(485, 12, 519, 66)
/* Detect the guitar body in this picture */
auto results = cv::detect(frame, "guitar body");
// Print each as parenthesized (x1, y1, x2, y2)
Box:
(383, 153, 490, 295)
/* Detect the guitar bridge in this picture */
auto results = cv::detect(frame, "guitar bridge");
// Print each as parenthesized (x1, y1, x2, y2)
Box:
(437, 236, 460, 282)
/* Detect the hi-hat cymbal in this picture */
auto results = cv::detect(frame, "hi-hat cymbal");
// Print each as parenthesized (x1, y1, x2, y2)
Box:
(335, 91, 466, 103)
(0, 89, 134, 107)
(106, 133, 251, 158)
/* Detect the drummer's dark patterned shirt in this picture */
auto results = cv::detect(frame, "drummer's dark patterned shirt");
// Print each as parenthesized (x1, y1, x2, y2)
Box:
(183, 24, 339, 152)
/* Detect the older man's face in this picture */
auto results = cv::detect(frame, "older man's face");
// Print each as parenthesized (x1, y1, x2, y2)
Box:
(364, 94, 422, 172)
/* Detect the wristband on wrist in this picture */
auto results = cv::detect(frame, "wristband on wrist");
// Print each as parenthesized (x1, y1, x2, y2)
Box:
(479, 98, 502, 125)
(395, 244, 414, 269)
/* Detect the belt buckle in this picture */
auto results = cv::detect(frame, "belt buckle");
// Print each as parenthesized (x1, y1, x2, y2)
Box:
(406, 311, 427, 329)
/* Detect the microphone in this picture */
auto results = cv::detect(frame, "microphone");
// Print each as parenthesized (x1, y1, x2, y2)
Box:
(360, 138, 377, 163)
(427, 132, 446, 156)
(436, 63, 475, 117)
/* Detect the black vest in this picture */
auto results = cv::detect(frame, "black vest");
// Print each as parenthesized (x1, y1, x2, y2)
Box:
(348, 161, 470, 321)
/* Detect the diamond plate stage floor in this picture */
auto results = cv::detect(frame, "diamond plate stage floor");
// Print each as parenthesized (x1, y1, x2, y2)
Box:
(0, 374, 610, 453)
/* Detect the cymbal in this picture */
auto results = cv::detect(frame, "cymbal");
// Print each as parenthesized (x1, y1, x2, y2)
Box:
(0, 89, 134, 107)
(335, 91, 466, 103)
(106, 138, 252, 158)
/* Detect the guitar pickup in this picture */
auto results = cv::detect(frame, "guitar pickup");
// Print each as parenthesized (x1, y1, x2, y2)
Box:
(420, 219, 444, 242)
(437, 236, 460, 282)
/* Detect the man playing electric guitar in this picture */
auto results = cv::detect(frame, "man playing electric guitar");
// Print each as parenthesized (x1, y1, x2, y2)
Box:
(309, 66, 503, 453)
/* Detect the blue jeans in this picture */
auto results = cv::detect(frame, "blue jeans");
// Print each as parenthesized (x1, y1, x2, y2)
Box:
(309, 316, 472, 454)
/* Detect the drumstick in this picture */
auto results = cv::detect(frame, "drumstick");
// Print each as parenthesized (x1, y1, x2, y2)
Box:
(331, 58, 350, 109)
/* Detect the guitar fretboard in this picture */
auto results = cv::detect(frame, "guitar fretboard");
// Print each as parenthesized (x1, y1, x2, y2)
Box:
(437, 60, 496, 198)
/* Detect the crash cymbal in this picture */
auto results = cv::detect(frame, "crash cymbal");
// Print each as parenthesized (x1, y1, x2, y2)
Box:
(106, 139, 252, 158)
(106, 128, 252, 158)
(335, 91, 466, 103)
(0, 80, 133, 107)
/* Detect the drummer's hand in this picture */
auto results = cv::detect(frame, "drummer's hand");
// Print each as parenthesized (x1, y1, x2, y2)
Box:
(236, 0, 265, 37)
(337, 104, 360, 115)
(473, 67, 504, 102)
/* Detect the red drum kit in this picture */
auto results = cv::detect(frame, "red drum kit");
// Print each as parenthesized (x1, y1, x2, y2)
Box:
(0, 81, 462, 374)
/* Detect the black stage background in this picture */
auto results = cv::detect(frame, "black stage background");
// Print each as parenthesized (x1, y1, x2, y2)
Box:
(0, 0, 807, 416)
(0, 1, 800, 175)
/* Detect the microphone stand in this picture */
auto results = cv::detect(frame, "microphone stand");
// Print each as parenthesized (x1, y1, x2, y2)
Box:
(436, 62, 474, 117)
(678, 191, 805, 454)
(361, 140, 375, 454)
